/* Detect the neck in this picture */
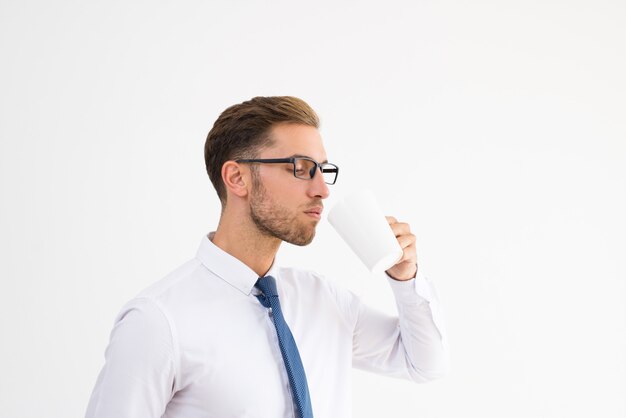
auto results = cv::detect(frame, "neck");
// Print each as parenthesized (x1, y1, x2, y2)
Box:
(211, 204, 281, 278)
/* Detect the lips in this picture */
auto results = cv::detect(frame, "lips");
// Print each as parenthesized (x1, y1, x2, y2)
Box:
(304, 206, 323, 216)
(304, 206, 324, 219)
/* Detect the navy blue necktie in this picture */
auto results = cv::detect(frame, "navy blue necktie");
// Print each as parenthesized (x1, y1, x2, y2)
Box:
(255, 276, 314, 418)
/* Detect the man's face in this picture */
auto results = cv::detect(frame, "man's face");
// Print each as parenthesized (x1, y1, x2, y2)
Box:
(249, 123, 331, 246)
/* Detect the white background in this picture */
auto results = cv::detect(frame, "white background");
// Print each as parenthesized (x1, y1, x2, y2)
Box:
(1, 0, 625, 417)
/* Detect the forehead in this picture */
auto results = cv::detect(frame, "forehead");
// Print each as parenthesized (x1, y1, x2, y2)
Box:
(263, 123, 327, 161)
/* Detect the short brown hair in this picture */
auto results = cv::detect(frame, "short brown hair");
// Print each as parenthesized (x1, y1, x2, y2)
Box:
(204, 96, 320, 205)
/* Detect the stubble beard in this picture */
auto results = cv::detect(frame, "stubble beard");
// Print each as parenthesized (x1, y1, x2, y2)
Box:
(249, 176, 317, 246)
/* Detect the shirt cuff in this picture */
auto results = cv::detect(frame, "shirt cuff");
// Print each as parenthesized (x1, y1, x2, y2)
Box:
(384, 270, 433, 306)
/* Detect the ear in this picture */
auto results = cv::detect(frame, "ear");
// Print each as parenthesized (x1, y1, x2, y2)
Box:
(221, 161, 250, 199)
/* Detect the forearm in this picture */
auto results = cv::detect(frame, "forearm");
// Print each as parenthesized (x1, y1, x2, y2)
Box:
(351, 271, 449, 382)
(386, 272, 450, 382)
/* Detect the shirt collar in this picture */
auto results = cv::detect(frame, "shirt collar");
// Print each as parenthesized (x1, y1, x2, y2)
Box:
(195, 232, 280, 296)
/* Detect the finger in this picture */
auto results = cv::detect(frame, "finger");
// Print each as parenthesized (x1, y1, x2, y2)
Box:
(396, 233, 416, 249)
(390, 222, 411, 237)
(386, 217, 398, 228)
(399, 243, 418, 264)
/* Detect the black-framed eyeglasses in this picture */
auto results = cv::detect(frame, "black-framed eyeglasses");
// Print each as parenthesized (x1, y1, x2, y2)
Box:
(236, 157, 339, 185)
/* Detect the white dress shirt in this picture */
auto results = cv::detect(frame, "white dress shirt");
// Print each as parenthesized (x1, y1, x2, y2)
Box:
(86, 234, 449, 418)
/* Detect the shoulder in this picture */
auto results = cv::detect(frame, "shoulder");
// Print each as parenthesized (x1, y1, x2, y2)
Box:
(278, 266, 358, 295)
(277, 266, 334, 293)
(114, 257, 208, 337)
(135, 258, 205, 300)
(277, 266, 362, 324)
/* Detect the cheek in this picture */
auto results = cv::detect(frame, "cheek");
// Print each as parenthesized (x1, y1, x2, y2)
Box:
(269, 185, 301, 211)
(259, 168, 290, 186)
(264, 173, 299, 194)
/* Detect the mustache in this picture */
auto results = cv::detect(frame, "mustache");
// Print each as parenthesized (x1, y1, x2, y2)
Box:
(303, 201, 324, 210)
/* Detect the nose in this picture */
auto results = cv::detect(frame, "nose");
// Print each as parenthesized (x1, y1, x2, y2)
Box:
(308, 167, 330, 199)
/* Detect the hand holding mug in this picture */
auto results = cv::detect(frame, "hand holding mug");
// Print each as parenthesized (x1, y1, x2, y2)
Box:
(384, 216, 418, 281)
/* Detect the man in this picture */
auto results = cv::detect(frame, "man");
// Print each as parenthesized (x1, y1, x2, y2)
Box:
(86, 96, 449, 418)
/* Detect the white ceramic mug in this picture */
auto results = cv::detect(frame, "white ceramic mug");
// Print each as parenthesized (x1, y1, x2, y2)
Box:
(327, 189, 403, 273)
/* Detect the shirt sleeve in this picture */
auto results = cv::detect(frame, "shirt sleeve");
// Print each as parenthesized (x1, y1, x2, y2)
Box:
(85, 297, 177, 418)
(351, 270, 450, 382)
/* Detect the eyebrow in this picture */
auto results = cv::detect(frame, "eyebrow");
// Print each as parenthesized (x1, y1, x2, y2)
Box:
(288, 154, 329, 164)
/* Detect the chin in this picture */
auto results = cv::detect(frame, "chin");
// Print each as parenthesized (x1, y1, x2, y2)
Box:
(286, 228, 316, 246)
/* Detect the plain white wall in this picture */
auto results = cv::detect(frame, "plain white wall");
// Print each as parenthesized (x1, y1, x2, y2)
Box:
(1, 1, 624, 417)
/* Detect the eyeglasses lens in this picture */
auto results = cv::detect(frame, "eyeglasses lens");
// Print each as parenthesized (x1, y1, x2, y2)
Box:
(294, 159, 316, 180)
(321, 165, 338, 184)
(294, 158, 338, 184)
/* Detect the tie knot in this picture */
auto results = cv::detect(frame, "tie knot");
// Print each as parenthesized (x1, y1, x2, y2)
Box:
(255, 275, 278, 298)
